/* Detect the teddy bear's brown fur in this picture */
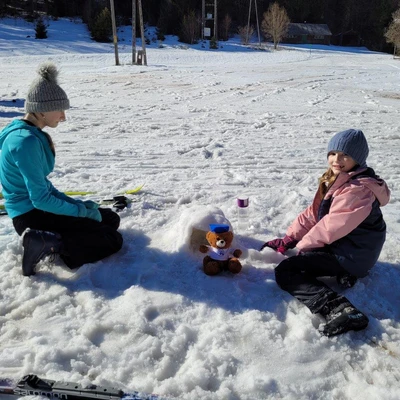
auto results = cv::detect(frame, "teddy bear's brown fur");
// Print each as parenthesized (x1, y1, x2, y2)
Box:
(199, 230, 242, 276)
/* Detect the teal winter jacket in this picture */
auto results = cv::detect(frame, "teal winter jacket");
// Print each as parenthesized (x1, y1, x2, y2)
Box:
(0, 119, 86, 219)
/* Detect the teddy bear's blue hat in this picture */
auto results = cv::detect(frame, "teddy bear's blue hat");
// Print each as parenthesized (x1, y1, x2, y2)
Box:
(209, 224, 230, 233)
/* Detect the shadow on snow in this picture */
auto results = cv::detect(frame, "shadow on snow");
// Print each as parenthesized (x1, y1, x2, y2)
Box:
(38, 228, 286, 316)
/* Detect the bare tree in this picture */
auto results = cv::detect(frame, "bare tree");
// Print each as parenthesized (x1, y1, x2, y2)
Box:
(261, 2, 290, 50)
(385, 8, 400, 56)
(238, 25, 254, 45)
(220, 14, 232, 41)
(180, 10, 200, 44)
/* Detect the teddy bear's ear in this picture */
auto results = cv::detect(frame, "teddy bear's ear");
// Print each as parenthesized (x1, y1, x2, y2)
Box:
(224, 231, 233, 242)
(205, 231, 214, 244)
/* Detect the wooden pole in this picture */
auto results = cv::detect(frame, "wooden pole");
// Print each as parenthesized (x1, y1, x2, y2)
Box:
(254, 0, 261, 46)
(246, 0, 252, 44)
(109, 0, 119, 65)
(137, 0, 147, 66)
(132, 0, 136, 64)
(201, 0, 205, 41)
(214, 0, 217, 41)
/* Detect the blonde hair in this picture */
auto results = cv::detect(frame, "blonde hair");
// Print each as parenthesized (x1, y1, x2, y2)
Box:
(318, 168, 337, 198)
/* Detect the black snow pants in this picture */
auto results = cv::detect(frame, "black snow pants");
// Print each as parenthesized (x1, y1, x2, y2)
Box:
(13, 208, 123, 269)
(274, 251, 348, 314)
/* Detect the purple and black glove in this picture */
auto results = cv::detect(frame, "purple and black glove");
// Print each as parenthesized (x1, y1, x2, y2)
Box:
(260, 235, 298, 254)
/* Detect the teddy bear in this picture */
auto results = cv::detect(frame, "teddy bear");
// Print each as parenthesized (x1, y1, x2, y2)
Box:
(199, 224, 242, 276)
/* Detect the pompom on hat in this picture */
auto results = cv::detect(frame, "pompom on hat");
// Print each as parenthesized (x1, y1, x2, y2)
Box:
(327, 129, 369, 168)
(25, 62, 70, 113)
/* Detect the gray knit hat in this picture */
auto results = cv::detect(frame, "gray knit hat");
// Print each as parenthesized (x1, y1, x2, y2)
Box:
(327, 129, 369, 168)
(25, 62, 70, 113)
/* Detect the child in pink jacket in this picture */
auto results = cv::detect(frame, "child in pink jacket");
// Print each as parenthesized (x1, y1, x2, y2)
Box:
(262, 129, 390, 337)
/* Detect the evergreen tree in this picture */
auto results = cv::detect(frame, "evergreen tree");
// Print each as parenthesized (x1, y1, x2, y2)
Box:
(90, 7, 112, 42)
(0, 0, 7, 17)
(155, 27, 165, 41)
(35, 17, 48, 39)
(209, 36, 218, 49)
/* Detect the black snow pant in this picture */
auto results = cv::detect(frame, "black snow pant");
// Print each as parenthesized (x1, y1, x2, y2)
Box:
(274, 251, 348, 314)
(13, 208, 123, 269)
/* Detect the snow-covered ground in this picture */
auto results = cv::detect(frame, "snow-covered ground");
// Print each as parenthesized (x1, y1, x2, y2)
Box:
(0, 17, 400, 400)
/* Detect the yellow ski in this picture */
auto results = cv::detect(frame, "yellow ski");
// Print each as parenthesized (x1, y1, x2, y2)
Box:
(64, 184, 144, 196)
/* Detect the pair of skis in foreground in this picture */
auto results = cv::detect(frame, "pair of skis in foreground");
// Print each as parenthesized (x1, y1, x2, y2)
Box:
(0, 187, 166, 399)
(0, 375, 165, 400)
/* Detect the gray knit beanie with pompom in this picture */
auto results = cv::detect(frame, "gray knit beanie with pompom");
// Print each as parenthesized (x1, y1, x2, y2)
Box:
(25, 62, 70, 113)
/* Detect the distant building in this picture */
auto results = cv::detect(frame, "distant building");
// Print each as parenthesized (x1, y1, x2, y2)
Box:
(284, 23, 332, 45)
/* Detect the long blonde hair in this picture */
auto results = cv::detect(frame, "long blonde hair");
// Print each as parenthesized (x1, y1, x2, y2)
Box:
(318, 168, 337, 198)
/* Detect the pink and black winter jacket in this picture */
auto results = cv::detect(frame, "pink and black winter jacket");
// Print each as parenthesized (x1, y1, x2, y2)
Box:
(286, 168, 390, 278)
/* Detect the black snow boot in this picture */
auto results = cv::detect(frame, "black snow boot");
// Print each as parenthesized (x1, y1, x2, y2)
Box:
(22, 229, 62, 276)
(320, 295, 369, 337)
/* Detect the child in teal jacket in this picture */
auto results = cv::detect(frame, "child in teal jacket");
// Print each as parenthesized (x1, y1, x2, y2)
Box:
(0, 62, 123, 276)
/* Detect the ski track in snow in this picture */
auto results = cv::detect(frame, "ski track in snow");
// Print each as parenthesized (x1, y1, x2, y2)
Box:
(0, 18, 400, 400)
